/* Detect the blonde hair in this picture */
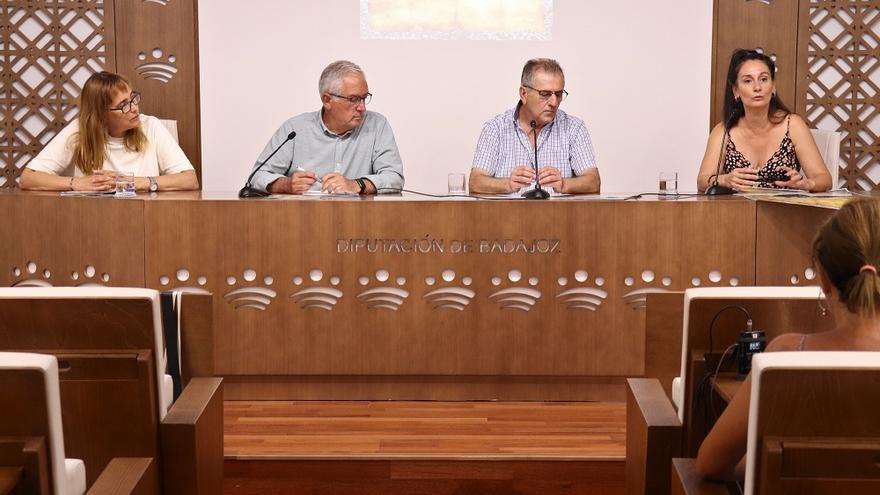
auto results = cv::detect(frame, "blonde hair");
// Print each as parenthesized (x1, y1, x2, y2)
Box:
(71, 72, 147, 174)
(813, 197, 880, 316)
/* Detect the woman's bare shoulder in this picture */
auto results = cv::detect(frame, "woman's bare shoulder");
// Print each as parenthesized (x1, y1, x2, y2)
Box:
(767, 333, 806, 352)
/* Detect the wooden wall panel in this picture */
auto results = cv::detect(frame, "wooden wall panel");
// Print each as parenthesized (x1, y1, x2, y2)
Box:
(142, 198, 755, 382)
(755, 201, 834, 286)
(114, 0, 201, 182)
(0, 192, 146, 288)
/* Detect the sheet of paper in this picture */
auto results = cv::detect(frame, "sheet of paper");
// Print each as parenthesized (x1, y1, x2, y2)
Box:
(60, 190, 116, 197)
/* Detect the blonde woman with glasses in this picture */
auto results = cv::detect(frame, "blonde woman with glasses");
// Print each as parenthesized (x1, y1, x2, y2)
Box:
(21, 71, 198, 192)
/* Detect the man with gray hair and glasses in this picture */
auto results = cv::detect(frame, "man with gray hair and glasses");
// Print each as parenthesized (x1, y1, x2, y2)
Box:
(248, 60, 404, 195)
(469, 58, 600, 195)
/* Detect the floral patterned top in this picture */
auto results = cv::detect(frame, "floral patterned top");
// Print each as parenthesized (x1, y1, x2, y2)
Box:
(723, 115, 799, 188)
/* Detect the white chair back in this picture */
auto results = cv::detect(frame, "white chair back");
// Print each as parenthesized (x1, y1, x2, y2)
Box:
(0, 287, 172, 420)
(744, 351, 880, 495)
(159, 118, 179, 143)
(810, 128, 841, 188)
(676, 286, 824, 421)
(0, 352, 86, 495)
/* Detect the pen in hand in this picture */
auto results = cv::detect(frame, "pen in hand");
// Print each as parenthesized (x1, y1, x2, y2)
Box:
(295, 166, 321, 183)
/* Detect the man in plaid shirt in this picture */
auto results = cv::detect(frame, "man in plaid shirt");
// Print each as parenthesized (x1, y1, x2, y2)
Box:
(469, 58, 600, 195)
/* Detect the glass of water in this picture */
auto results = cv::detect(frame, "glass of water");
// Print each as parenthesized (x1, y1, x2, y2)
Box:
(448, 173, 466, 195)
(659, 172, 678, 198)
(115, 172, 136, 197)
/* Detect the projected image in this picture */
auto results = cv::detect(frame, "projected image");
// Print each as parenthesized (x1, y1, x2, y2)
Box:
(361, 0, 553, 40)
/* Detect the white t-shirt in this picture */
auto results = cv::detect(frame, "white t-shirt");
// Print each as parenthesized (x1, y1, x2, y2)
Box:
(26, 115, 194, 177)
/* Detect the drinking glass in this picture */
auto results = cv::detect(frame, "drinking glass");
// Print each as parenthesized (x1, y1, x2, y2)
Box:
(115, 172, 136, 197)
(659, 172, 678, 198)
(448, 173, 466, 195)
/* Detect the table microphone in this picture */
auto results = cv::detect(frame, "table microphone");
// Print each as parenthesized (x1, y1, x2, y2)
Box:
(239, 131, 297, 198)
(705, 132, 735, 195)
(522, 120, 549, 199)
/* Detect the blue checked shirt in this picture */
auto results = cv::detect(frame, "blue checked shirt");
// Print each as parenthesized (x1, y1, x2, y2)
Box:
(471, 103, 597, 193)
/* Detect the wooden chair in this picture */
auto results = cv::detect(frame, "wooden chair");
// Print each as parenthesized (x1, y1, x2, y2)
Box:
(0, 288, 221, 494)
(627, 286, 834, 495)
(0, 352, 157, 495)
(0, 352, 85, 494)
(744, 351, 880, 494)
(671, 351, 880, 495)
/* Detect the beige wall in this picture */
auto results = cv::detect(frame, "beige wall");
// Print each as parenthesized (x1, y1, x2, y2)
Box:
(198, 0, 712, 194)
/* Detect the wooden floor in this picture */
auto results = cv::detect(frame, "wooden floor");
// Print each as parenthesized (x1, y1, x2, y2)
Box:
(224, 401, 626, 494)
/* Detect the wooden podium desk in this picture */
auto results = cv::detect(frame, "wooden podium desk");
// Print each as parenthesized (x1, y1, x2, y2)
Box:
(0, 191, 834, 400)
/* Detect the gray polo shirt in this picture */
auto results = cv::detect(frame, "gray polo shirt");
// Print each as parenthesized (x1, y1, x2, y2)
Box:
(249, 109, 405, 193)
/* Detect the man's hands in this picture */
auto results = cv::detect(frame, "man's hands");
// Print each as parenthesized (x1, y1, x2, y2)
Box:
(320, 172, 360, 194)
(507, 165, 563, 193)
(537, 166, 563, 192)
(268, 170, 317, 194)
(506, 165, 535, 193)
(268, 170, 362, 195)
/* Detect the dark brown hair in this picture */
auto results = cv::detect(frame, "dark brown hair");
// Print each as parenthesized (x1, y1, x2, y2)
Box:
(722, 49, 791, 130)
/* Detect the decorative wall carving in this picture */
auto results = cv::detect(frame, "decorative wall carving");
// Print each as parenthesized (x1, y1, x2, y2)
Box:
(135, 48, 178, 83)
(9, 259, 744, 314)
(800, 0, 880, 190)
(0, 0, 112, 187)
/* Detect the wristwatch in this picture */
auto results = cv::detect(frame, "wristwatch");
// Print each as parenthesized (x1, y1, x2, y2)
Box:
(355, 178, 366, 195)
(148, 176, 158, 192)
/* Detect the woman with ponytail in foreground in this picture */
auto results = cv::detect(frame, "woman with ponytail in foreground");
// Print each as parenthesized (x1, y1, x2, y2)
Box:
(696, 197, 880, 480)
(21, 71, 198, 192)
(697, 49, 831, 192)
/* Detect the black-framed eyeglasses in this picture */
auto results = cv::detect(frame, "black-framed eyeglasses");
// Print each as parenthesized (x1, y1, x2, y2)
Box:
(107, 92, 141, 114)
(523, 85, 568, 101)
(328, 92, 372, 105)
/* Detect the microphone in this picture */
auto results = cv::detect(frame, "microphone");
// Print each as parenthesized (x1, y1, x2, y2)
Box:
(239, 131, 296, 198)
(521, 120, 549, 200)
(705, 131, 735, 195)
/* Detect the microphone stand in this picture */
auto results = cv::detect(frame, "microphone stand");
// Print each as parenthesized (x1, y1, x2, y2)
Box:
(239, 131, 297, 198)
(705, 182, 735, 196)
(521, 120, 549, 200)
(705, 131, 734, 195)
